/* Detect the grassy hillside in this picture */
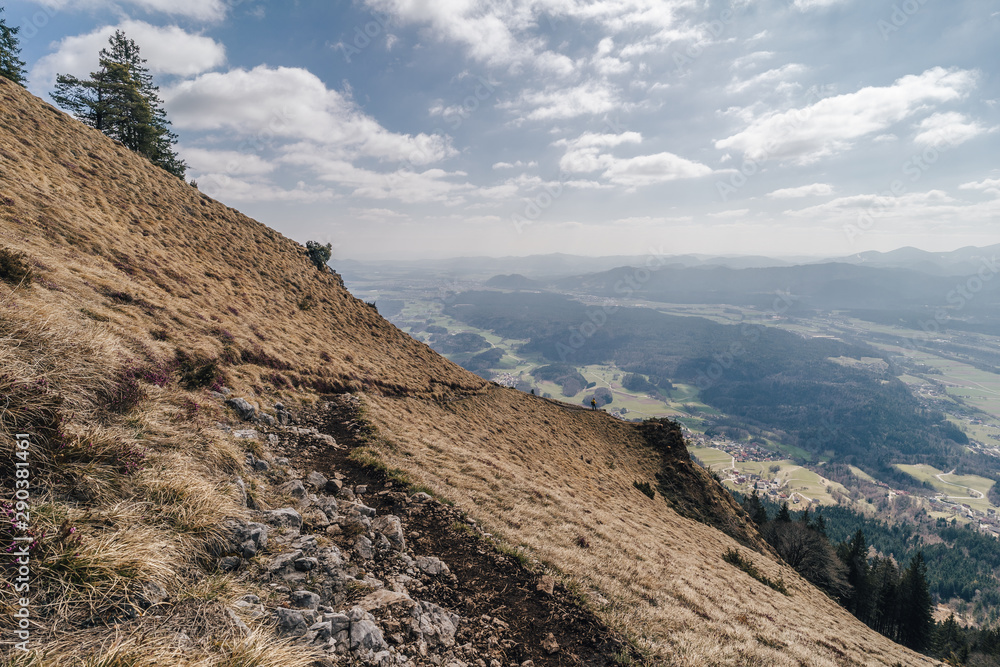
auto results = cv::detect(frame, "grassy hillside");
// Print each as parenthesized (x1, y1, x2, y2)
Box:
(0, 76, 938, 665)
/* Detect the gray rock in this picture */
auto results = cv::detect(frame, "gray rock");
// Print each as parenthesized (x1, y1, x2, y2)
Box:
(263, 508, 302, 530)
(251, 457, 271, 472)
(306, 471, 329, 490)
(411, 601, 459, 647)
(267, 433, 278, 444)
(302, 507, 331, 529)
(290, 590, 321, 610)
(268, 550, 304, 575)
(232, 429, 257, 439)
(542, 633, 560, 654)
(411, 492, 433, 503)
(234, 477, 248, 507)
(274, 402, 285, 411)
(277, 411, 291, 426)
(226, 398, 256, 422)
(325, 479, 344, 494)
(416, 556, 450, 577)
(337, 486, 356, 501)
(218, 556, 241, 572)
(372, 515, 406, 551)
(355, 535, 374, 561)
(258, 413, 276, 427)
(280, 480, 308, 500)
(316, 495, 339, 518)
(309, 620, 333, 641)
(355, 485, 368, 495)
(350, 619, 388, 651)
(276, 607, 308, 637)
(295, 557, 319, 572)
(325, 613, 351, 634)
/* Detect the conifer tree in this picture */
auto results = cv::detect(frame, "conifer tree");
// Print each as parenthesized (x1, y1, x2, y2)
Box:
(0, 6, 27, 85)
(51, 30, 185, 178)
(898, 552, 934, 651)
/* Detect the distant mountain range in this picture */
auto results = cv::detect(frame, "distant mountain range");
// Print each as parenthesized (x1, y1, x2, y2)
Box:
(342, 244, 1000, 281)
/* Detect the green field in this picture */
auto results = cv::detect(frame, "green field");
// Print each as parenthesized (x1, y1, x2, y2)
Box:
(688, 446, 848, 505)
(896, 463, 996, 513)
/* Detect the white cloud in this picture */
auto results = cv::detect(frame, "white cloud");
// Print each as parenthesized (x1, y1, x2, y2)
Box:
(30, 21, 226, 91)
(716, 67, 978, 164)
(766, 183, 834, 198)
(196, 174, 335, 204)
(727, 64, 807, 94)
(534, 51, 577, 78)
(731, 51, 774, 70)
(179, 148, 275, 176)
(959, 178, 1000, 197)
(708, 208, 750, 218)
(492, 160, 538, 169)
(164, 66, 455, 166)
(34, 0, 227, 21)
(793, 0, 850, 9)
(556, 131, 712, 188)
(913, 112, 989, 148)
(499, 80, 620, 121)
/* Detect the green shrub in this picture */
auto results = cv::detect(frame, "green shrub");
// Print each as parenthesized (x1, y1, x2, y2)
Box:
(633, 480, 655, 499)
(722, 547, 788, 595)
(305, 241, 332, 271)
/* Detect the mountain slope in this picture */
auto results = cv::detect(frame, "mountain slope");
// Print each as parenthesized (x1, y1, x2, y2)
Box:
(0, 76, 937, 665)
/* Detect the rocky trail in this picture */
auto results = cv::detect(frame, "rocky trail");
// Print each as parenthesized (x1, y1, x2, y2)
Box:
(216, 392, 642, 667)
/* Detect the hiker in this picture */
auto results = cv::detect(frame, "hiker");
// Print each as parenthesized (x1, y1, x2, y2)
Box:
(591, 398, 597, 410)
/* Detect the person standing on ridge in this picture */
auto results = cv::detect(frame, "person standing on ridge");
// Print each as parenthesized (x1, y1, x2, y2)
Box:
(591, 398, 597, 411)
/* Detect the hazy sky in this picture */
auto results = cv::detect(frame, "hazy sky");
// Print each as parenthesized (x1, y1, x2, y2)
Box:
(7, 0, 1000, 260)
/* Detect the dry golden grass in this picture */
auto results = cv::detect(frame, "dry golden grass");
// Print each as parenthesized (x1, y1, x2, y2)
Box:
(0, 75, 940, 665)
(362, 391, 941, 666)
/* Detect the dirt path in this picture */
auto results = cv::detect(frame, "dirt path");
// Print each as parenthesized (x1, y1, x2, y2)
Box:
(275, 394, 644, 667)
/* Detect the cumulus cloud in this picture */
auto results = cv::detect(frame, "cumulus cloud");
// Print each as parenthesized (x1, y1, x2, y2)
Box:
(913, 112, 989, 148)
(179, 148, 275, 176)
(556, 131, 712, 188)
(727, 64, 807, 94)
(767, 183, 834, 198)
(959, 178, 1000, 197)
(499, 80, 621, 121)
(716, 67, 978, 164)
(492, 160, 538, 169)
(164, 66, 456, 166)
(30, 20, 226, 91)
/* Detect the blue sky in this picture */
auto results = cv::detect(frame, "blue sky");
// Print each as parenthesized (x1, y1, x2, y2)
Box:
(5, 0, 999, 260)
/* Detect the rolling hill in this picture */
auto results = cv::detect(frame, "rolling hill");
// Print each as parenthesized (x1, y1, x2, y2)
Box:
(0, 75, 939, 665)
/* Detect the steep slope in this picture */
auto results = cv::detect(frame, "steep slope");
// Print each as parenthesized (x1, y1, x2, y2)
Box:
(0, 76, 937, 665)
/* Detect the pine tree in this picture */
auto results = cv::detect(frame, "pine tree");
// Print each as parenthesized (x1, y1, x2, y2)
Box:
(838, 529, 872, 622)
(0, 6, 27, 85)
(742, 489, 768, 526)
(898, 552, 934, 651)
(776, 501, 792, 523)
(51, 30, 185, 178)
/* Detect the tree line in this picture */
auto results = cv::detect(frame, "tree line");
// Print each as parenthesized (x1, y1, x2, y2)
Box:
(743, 492, 1000, 664)
(0, 8, 185, 178)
